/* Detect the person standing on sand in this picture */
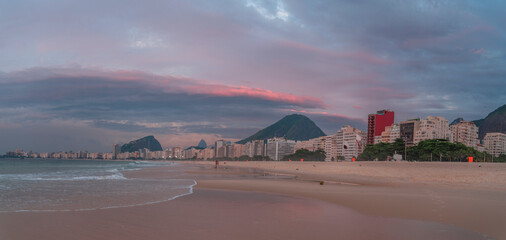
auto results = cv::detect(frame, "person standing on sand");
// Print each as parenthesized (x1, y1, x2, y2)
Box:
(215, 160, 219, 169)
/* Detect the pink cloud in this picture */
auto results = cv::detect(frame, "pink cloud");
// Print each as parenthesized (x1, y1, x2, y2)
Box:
(5, 67, 327, 109)
(287, 109, 363, 121)
(184, 85, 326, 109)
(473, 48, 485, 54)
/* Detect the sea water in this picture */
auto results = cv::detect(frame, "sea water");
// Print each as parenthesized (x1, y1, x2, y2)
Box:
(0, 158, 196, 212)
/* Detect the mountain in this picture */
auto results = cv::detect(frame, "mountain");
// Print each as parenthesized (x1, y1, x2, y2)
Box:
(473, 104, 506, 139)
(121, 136, 163, 153)
(237, 114, 326, 144)
(197, 139, 207, 148)
(450, 117, 465, 126)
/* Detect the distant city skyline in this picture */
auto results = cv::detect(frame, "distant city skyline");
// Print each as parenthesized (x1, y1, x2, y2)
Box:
(1, 1, 505, 152)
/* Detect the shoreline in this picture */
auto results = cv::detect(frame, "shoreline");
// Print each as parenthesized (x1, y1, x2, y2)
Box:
(0, 188, 486, 240)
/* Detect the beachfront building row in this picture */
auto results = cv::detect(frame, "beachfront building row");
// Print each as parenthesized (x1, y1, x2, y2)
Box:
(371, 114, 481, 150)
(6, 150, 115, 160)
(184, 127, 366, 162)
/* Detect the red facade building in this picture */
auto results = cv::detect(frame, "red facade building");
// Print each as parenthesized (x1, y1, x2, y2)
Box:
(367, 110, 395, 145)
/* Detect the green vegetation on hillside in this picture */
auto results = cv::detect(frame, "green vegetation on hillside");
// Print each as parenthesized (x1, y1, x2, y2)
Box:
(237, 114, 326, 144)
(473, 104, 506, 139)
(121, 135, 163, 153)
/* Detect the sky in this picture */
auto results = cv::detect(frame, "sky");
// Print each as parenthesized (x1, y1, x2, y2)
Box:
(1, 0, 505, 152)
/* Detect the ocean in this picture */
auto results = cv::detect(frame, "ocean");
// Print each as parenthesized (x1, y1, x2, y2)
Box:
(0, 158, 196, 212)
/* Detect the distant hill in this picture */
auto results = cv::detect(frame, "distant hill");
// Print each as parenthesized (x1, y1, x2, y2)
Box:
(121, 136, 163, 153)
(473, 104, 506, 139)
(450, 117, 465, 126)
(197, 139, 207, 148)
(237, 114, 326, 144)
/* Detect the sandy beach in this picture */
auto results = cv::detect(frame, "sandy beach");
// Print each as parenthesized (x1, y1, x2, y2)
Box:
(1, 161, 505, 239)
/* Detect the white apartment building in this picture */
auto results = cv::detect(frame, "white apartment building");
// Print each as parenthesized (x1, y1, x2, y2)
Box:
(450, 120, 479, 148)
(381, 124, 400, 143)
(266, 137, 296, 161)
(244, 140, 266, 157)
(324, 134, 338, 161)
(336, 125, 366, 161)
(414, 116, 450, 144)
(484, 132, 506, 157)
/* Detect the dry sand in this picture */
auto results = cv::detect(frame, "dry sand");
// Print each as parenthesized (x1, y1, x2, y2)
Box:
(1, 161, 504, 240)
(187, 161, 506, 239)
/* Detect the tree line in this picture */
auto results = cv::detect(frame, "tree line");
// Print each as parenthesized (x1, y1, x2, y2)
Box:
(358, 139, 506, 162)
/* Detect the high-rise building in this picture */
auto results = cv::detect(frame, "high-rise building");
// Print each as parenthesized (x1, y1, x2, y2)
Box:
(172, 147, 182, 159)
(214, 140, 225, 157)
(228, 144, 246, 158)
(427, 116, 450, 140)
(400, 118, 421, 146)
(381, 124, 400, 143)
(484, 132, 505, 157)
(325, 134, 339, 161)
(112, 144, 121, 159)
(367, 110, 395, 145)
(244, 140, 265, 157)
(216, 146, 227, 158)
(253, 140, 265, 157)
(450, 121, 479, 148)
(337, 125, 366, 161)
(414, 116, 450, 144)
(266, 138, 296, 161)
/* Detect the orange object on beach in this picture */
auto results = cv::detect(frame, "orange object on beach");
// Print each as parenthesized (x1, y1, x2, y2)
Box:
(289, 159, 291, 162)
(352, 157, 355, 162)
(468, 157, 473, 163)
(301, 159, 303, 162)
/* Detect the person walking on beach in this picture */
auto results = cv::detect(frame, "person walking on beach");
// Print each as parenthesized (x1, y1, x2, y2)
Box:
(215, 160, 219, 169)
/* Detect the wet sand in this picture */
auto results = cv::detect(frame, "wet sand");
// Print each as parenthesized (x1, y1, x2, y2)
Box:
(0, 161, 504, 239)
(0, 189, 487, 240)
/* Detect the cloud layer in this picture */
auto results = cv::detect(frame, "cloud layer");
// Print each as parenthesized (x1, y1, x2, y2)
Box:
(0, 68, 363, 152)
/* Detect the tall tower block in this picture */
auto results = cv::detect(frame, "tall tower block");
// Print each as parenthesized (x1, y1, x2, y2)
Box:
(367, 110, 395, 145)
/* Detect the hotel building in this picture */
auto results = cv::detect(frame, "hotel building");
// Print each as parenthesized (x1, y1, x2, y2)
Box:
(367, 110, 395, 145)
